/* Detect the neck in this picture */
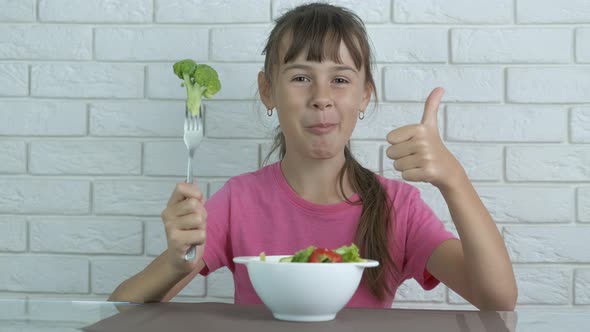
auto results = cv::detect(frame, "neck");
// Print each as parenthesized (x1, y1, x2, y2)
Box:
(280, 152, 355, 204)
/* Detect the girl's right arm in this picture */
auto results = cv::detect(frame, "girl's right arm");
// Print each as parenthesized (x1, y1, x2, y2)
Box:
(108, 182, 208, 303)
(108, 250, 206, 303)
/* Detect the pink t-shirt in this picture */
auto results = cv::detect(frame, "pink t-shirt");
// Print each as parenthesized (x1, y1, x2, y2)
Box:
(199, 162, 457, 308)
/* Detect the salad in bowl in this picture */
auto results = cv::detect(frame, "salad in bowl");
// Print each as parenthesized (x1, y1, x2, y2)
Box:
(233, 244, 379, 322)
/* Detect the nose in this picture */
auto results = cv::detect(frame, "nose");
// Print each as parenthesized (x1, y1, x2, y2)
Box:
(311, 83, 333, 110)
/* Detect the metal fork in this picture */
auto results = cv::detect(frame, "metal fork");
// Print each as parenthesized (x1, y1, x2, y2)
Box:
(183, 103, 204, 261)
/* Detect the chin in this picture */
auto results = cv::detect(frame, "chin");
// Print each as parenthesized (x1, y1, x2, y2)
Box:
(308, 148, 340, 159)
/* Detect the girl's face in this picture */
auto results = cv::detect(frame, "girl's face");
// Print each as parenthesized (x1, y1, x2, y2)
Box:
(260, 41, 372, 161)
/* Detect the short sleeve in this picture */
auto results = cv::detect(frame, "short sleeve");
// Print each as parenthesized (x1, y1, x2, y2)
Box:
(403, 187, 457, 290)
(199, 181, 232, 276)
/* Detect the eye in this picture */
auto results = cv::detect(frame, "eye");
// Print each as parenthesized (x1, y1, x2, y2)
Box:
(333, 77, 350, 84)
(292, 76, 310, 82)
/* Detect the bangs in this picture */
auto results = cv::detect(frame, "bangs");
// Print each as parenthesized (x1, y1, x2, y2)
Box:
(280, 11, 364, 70)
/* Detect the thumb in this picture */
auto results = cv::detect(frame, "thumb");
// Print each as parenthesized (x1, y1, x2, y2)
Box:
(421, 87, 445, 128)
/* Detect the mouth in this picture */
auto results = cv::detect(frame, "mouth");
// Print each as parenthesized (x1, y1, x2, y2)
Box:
(305, 123, 338, 135)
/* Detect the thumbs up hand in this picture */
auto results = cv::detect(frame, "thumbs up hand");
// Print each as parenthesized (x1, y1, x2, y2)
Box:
(385, 87, 465, 191)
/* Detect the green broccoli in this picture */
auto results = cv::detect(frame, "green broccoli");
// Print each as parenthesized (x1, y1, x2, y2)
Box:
(173, 59, 221, 116)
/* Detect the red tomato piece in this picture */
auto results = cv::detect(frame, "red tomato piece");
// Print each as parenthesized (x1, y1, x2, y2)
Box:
(309, 248, 343, 263)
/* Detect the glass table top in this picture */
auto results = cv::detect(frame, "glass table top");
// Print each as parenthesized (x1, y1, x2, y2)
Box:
(0, 298, 588, 332)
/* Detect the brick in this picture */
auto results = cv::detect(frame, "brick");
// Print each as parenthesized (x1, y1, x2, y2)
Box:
(504, 226, 590, 262)
(514, 268, 571, 304)
(517, 0, 590, 23)
(367, 27, 447, 63)
(31, 64, 144, 98)
(94, 180, 173, 216)
(30, 217, 142, 254)
(205, 101, 277, 139)
(206, 267, 234, 298)
(0, 141, 26, 173)
(446, 145, 502, 181)
(96, 28, 208, 61)
(383, 67, 502, 102)
(30, 141, 141, 175)
(0, 101, 86, 136)
(507, 146, 590, 181)
(579, 187, 590, 223)
(577, 28, 590, 62)
(273, 0, 390, 23)
(211, 27, 269, 62)
(575, 269, 590, 304)
(0, 216, 26, 252)
(0, 0, 35, 22)
(0, 64, 27, 96)
(156, 0, 270, 23)
(0, 179, 90, 214)
(507, 68, 590, 103)
(147, 63, 260, 100)
(145, 221, 166, 256)
(91, 258, 151, 295)
(0, 256, 88, 293)
(396, 279, 445, 302)
(349, 141, 380, 173)
(143, 140, 259, 177)
(39, 0, 152, 23)
(0, 296, 25, 319)
(452, 28, 571, 63)
(446, 105, 566, 142)
(90, 101, 184, 137)
(476, 186, 572, 223)
(394, 0, 512, 24)
(0, 25, 92, 60)
(572, 108, 590, 143)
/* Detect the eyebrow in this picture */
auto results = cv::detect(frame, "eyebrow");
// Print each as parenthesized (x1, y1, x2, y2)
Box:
(281, 63, 358, 74)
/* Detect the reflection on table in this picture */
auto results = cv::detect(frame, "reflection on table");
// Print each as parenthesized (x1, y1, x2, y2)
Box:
(0, 298, 588, 332)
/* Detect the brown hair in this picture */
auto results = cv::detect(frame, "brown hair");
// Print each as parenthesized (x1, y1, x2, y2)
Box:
(261, 3, 400, 301)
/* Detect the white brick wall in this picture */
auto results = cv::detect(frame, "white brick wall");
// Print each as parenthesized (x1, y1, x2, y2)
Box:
(0, 0, 588, 314)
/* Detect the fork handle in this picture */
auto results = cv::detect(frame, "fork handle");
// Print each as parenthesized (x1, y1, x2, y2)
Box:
(184, 155, 197, 261)
(186, 156, 193, 184)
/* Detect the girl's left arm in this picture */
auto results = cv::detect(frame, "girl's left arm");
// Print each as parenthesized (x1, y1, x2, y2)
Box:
(427, 172, 518, 311)
(386, 87, 517, 311)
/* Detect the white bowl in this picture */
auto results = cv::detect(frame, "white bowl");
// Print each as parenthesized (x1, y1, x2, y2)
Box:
(233, 255, 379, 322)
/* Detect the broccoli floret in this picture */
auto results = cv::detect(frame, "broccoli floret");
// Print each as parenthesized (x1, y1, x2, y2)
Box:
(173, 59, 221, 116)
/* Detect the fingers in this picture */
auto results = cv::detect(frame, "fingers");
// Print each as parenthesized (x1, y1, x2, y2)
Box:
(386, 139, 423, 160)
(167, 182, 204, 206)
(173, 210, 207, 230)
(421, 87, 444, 127)
(173, 198, 207, 218)
(399, 168, 424, 182)
(169, 228, 206, 248)
(393, 155, 422, 172)
(386, 124, 423, 145)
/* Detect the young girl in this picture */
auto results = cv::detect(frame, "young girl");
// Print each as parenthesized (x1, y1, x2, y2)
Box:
(109, 3, 517, 310)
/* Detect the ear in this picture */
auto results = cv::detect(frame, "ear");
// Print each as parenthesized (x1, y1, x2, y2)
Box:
(360, 82, 373, 111)
(258, 71, 274, 110)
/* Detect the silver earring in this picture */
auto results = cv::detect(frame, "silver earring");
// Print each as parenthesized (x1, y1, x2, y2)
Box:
(359, 110, 365, 120)
(267, 108, 273, 117)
